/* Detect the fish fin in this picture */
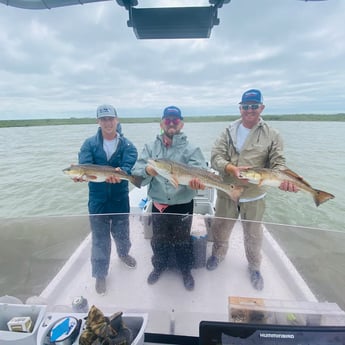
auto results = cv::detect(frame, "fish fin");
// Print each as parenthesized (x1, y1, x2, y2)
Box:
(224, 184, 244, 204)
(162, 174, 179, 188)
(281, 168, 313, 188)
(313, 189, 335, 207)
(131, 175, 143, 189)
(209, 172, 223, 182)
(85, 174, 97, 181)
(76, 174, 87, 181)
(170, 175, 179, 188)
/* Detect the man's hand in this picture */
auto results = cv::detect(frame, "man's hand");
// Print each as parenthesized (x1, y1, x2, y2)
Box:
(279, 181, 299, 192)
(226, 164, 251, 180)
(189, 177, 206, 190)
(105, 167, 122, 184)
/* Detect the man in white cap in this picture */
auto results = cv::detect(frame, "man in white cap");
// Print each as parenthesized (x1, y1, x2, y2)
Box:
(75, 104, 138, 294)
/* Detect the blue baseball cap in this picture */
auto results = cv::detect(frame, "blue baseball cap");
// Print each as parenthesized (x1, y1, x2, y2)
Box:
(96, 104, 117, 118)
(240, 89, 263, 104)
(162, 105, 183, 120)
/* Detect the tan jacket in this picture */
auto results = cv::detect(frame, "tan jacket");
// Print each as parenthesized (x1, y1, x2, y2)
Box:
(211, 118, 286, 200)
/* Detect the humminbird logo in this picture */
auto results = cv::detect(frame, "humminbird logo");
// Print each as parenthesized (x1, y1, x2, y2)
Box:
(260, 332, 295, 339)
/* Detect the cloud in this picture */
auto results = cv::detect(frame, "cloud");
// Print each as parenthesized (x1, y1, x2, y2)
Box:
(0, 0, 345, 119)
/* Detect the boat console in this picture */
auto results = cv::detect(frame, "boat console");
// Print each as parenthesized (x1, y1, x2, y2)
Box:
(199, 321, 345, 345)
(1, 302, 345, 345)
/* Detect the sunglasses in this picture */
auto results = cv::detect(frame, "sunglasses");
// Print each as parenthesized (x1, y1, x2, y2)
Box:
(164, 118, 181, 126)
(241, 104, 261, 110)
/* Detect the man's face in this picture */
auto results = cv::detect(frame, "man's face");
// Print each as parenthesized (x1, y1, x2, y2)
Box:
(97, 116, 118, 136)
(160, 116, 184, 138)
(239, 103, 265, 129)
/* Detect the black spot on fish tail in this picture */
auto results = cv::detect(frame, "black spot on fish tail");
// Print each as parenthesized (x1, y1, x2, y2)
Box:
(313, 189, 335, 207)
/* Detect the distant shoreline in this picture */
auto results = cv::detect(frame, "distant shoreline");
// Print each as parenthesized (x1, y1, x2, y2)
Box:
(0, 114, 344, 128)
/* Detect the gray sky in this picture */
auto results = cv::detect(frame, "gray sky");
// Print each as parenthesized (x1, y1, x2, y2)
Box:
(1, 0, 345, 119)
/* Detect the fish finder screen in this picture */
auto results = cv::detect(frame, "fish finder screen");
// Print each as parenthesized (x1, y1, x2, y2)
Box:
(199, 321, 345, 345)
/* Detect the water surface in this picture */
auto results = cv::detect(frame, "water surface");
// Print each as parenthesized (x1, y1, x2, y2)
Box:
(0, 121, 343, 231)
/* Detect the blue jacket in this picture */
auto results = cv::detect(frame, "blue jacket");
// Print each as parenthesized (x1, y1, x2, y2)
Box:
(79, 127, 138, 214)
(132, 132, 206, 205)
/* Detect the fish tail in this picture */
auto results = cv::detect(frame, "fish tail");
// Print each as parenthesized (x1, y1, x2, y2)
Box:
(130, 175, 143, 189)
(313, 189, 335, 207)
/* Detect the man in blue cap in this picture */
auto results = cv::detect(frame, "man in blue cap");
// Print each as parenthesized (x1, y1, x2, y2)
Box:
(132, 105, 206, 291)
(206, 90, 298, 290)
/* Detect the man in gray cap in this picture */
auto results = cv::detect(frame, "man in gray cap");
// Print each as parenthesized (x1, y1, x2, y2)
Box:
(74, 104, 138, 294)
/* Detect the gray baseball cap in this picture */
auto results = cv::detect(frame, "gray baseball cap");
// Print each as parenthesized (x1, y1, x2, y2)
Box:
(96, 104, 117, 118)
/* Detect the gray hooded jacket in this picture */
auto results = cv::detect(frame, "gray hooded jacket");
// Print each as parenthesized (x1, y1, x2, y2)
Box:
(132, 132, 206, 205)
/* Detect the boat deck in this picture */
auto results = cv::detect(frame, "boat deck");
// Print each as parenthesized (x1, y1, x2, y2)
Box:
(40, 213, 316, 337)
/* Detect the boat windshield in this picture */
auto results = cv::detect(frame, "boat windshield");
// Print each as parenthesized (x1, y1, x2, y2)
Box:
(1, 212, 345, 342)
